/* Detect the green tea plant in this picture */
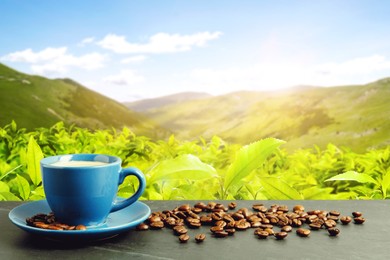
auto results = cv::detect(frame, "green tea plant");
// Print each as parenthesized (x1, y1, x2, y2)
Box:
(0, 121, 389, 201)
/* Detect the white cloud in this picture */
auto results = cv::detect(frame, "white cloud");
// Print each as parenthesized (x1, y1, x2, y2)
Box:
(103, 69, 144, 85)
(1, 47, 107, 75)
(121, 55, 147, 64)
(78, 37, 95, 46)
(97, 31, 222, 54)
(1, 47, 67, 63)
(188, 55, 390, 94)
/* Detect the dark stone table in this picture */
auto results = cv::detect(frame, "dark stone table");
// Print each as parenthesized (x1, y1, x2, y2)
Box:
(1, 200, 389, 259)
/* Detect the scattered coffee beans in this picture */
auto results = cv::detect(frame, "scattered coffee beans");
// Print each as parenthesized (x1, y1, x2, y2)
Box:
(135, 202, 366, 244)
(26, 213, 86, 231)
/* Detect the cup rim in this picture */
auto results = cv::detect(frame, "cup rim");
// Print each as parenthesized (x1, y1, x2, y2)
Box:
(40, 153, 121, 168)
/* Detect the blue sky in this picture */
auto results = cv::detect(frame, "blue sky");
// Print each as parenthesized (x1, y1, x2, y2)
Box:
(1, 0, 390, 101)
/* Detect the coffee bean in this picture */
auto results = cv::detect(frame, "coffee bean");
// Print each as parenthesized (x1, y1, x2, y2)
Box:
(178, 204, 191, 211)
(232, 212, 245, 220)
(173, 225, 188, 235)
(296, 228, 311, 237)
(327, 215, 339, 222)
(264, 228, 274, 236)
(292, 218, 303, 227)
(352, 211, 362, 217)
(200, 215, 213, 225)
(235, 220, 251, 230)
(293, 205, 305, 212)
(179, 234, 190, 243)
(215, 220, 227, 228)
(215, 203, 228, 212)
(211, 212, 224, 221)
(195, 233, 206, 242)
(213, 230, 229, 238)
(275, 231, 288, 240)
(256, 230, 269, 239)
(225, 228, 236, 235)
(309, 223, 322, 230)
(354, 217, 365, 224)
(192, 207, 203, 214)
(75, 225, 87, 230)
(210, 226, 224, 233)
(136, 223, 149, 231)
(149, 216, 161, 223)
(324, 219, 337, 229)
(328, 228, 340, 236)
(194, 202, 207, 210)
(165, 217, 177, 228)
(34, 222, 50, 229)
(223, 214, 235, 223)
(250, 221, 262, 228)
(47, 225, 64, 231)
(54, 223, 70, 229)
(150, 221, 164, 229)
(281, 225, 293, 232)
(207, 202, 217, 211)
(340, 216, 352, 225)
(329, 210, 341, 216)
(228, 202, 237, 210)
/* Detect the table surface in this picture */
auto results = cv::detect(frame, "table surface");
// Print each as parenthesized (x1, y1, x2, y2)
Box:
(1, 200, 389, 260)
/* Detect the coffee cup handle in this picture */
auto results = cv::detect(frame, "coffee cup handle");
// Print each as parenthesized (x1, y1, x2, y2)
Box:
(110, 167, 146, 213)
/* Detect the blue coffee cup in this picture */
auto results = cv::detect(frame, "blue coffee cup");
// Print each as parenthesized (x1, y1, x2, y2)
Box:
(40, 154, 146, 226)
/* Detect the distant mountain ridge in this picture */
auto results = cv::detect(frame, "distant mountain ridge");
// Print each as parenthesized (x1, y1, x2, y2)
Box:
(127, 79, 390, 152)
(125, 92, 212, 112)
(0, 63, 166, 138)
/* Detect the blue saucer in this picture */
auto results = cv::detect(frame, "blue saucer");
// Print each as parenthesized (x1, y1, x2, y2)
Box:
(9, 200, 151, 241)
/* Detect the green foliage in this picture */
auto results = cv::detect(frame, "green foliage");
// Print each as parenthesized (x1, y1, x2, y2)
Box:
(223, 138, 285, 198)
(0, 121, 389, 201)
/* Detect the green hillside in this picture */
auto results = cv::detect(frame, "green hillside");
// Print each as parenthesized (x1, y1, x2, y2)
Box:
(0, 63, 166, 137)
(125, 92, 212, 112)
(132, 79, 390, 152)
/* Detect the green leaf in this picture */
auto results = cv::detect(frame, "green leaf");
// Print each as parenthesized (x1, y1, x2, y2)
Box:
(0, 181, 10, 192)
(148, 154, 217, 183)
(0, 164, 23, 181)
(31, 185, 45, 197)
(223, 138, 285, 191)
(15, 175, 31, 200)
(27, 136, 44, 186)
(302, 186, 335, 199)
(0, 192, 21, 201)
(325, 171, 377, 184)
(380, 169, 390, 198)
(260, 177, 303, 200)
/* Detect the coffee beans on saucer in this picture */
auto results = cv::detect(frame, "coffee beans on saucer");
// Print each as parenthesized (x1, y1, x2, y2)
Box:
(26, 212, 87, 231)
(136, 202, 366, 244)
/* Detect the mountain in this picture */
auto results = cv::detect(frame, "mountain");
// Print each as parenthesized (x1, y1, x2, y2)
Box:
(127, 79, 390, 152)
(124, 92, 212, 112)
(0, 63, 166, 138)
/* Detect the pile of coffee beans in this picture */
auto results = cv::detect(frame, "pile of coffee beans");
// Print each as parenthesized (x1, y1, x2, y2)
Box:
(136, 202, 366, 243)
(26, 213, 87, 231)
